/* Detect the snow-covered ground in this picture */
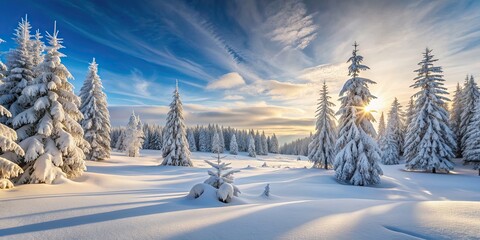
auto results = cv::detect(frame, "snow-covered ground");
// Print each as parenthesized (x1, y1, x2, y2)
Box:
(1, 150, 479, 240)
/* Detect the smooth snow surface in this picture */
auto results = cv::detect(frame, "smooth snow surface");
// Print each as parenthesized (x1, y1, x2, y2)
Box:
(1, 150, 479, 239)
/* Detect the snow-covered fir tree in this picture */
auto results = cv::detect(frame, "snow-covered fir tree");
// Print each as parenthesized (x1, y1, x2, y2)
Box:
(248, 134, 256, 158)
(260, 131, 268, 155)
(0, 105, 24, 189)
(198, 127, 209, 152)
(229, 134, 238, 155)
(204, 149, 241, 202)
(334, 42, 383, 186)
(161, 81, 192, 166)
(254, 131, 263, 155)
(79, 58, 111, 161)
(377, 112, 386, 142)
(0, 17, 35, 125)
(269, 134, 279, 153)
(308, 81, 337, 169)
(212, 130, 221, 154)
(449, 82, 463, 157)
(14, 22, 88, 183)
(187, 128, 197, 152)
(29, 29, 45, 69)
(463, 99, 480, 174)
(381, 98, 404, 165)
(459, 75, 480, 156)
(404, 48, 455, 173)
(115, 130, 126, 151)
(124, 112, 143, 157)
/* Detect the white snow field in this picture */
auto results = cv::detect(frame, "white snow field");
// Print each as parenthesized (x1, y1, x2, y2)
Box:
(1, 150, 479, 240)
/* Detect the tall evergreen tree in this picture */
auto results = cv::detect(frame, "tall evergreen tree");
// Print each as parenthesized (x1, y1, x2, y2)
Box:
(459, 75, 480, 156)
(463, 99, 480, 175)
(270, 134, 279, 154)
(14, 22, 88, 183)
(161, 81, 192, 166)
(187, 128, 197, 152)
(248, 134, 256, 158)
(377, 112, 386, 141)
(381, 98, 403, 165)
(308, 81, 337, 169)
(449, 82, 463, 157)
(212, 130, 221, 154)
(229, 134, 238, 155)
(79, 58, 111, 161)
(0, 16, 35, 125)
(334, 42, 383, 186)
(404, 48, 455, 173)
(29, 29, 45, 69)
(123, 112, 144, 157)
(261, 131, 268, 155)
(0, 105, 24, 189)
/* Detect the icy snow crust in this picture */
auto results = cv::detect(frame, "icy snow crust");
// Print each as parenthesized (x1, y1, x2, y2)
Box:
(0, 150, 479, 239)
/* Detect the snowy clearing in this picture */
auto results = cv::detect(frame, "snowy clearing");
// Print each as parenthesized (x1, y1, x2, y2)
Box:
(1, 150, 479, 240)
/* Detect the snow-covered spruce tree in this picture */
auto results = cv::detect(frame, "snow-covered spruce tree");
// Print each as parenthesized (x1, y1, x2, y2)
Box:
(248, 134, 256, 158)
(187, 128, 197, 152)
(270, 134, 279, 153)
(0, 105, 24, 189)
(0, 17, 34, 125)
(449, 82, 463, 158)
(308, 81, 337, 169)
(381, 98, 403, 165)
(204, 148, 241, 202)
(124, 112, 143, 157)
(79, 58, 111, 161)
(459, 75, 480, 156)
(254, 131, 263, 155)
(29, 29, 45, 69)
(463, 99, 480, 174)
(161, 81, 192, 166)
(404, 97, 415, 133)
(211, 130, 221, 154)
(404, 48, 455, 173)
(261, 132, 268, 155)
(377, 112, 386, 141)
(115, 130, 126, 151)
(14, 23, 88, 183)
(229, 134, 238, 155)
(198, 127, 208, 152)
(334, 42, 383, 186)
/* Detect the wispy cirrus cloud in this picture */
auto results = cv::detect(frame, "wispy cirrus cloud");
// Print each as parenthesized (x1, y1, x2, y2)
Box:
(206, 72, 246, 90)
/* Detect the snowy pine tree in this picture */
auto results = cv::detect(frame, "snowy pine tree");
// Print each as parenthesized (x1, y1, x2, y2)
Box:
(0, 105, 24, 189)
(404, 48, 455, 173)
(381, 98, 403, 165)
(161, 81, 192, 166)
(270, 134, 279, 153)
(204, 150, 241, 200)
(459, 75, 480, 157)
(463, 99, 480, 174)
(449, 82, 463, 157)
(377, 112, 386, 142)
(308, 81, 337, 169)
(79, 58, 111, 161)
(212, 130, 221, 154)
(187, 128, 197, 152)
(29, 29, 45, 69)
(14, 22, 88, 183)
(334, 42, 383, 186)
(0, 17, 35, 125)
(261, 132, 268, 155)
(124, 112, 143, 157)
(248, 134, 256, 158)
(198, 127, 209, 152)
(229, 134, 238, 155)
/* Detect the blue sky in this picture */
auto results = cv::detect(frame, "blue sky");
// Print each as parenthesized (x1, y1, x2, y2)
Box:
(1, 0, 480, 143)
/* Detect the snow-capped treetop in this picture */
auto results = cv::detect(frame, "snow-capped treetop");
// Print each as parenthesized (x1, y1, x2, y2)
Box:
(338, 42, 377, 137)
(404, 48, 455, 173)
(450, 82, 463, 157)
(30, 29, 45, 68)
(0, 16, 34, 120)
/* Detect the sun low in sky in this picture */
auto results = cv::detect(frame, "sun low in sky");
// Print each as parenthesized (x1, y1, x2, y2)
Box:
(1, 0, 479, 143)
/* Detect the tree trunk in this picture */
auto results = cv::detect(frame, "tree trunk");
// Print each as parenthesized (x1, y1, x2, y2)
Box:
(432, 167, 436, 174)
(324, 159, 328, 170)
